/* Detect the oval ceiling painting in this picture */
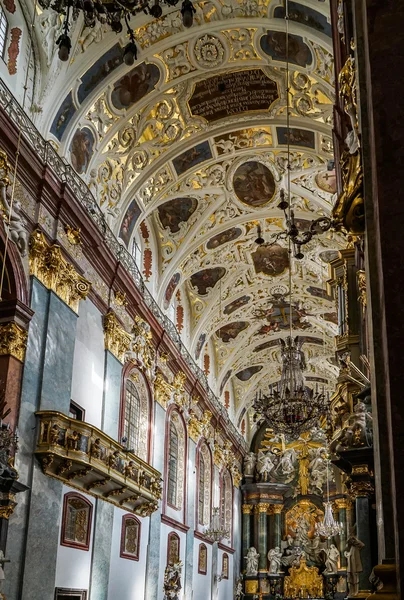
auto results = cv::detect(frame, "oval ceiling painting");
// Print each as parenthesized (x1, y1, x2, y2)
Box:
(157, 197, 198, 233)
(190, 267, 226, 295)
(252, 243, 289, 276)
(315, 169, 337, 194)
(233, 161, 276, 207)
(236, 365, 263, 381)
(206, 227, 242, 250)
(216, 321, 249, 343)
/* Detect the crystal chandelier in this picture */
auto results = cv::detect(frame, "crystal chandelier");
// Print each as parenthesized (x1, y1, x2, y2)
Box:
(315, 460, 343, 538)
(42, 0, 196, 62)
(252, 336, 329, 438)
(204, 507, 229, 543)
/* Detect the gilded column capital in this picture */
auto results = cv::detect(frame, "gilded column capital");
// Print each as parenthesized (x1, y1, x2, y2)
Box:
(242, 504, 253, 515)
(348, 480, 374, 499)
(29, 229, 91, 312)
(256, 503, 271, 513)
(0, 321, 28, 362)
(334, 498, 352, 510)
(272, 503, 284, 514)
(103, 310, 131, 363)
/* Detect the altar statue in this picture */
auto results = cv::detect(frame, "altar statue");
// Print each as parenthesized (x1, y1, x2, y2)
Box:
(345, 535, 365, 596)
(257, 449, 276, 481)
(245, 547, 259, 576)
(268, 547, 283, 574)
(243, 452, 256, 476)
(325, 544, 340, 573)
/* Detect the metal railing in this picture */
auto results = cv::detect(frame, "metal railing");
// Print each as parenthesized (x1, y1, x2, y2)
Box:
(0, 79, 246, 450)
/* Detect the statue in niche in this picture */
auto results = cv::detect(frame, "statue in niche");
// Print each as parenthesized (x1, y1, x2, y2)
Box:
(257, 449, 276, 481)
(245, 547, 259, 575)
(268, 547, 283, 574)
(163, 561, 183, 600)
(308, 447, 328, 495)
(345, 535, 365, 596)
(0, 151, 28, 256)
(243, 451, 256, 476)
(325, 544, 340, 574)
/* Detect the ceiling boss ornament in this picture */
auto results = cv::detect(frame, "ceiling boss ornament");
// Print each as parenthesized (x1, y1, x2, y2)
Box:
(192, 34, 226, 69)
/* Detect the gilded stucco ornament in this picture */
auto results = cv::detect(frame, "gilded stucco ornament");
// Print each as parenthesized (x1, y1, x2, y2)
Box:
(332, 150, 364, 235)
(192, 34, 226, 69)
(0, 322, 28, 362)
(103, 310, 132, 363)
(0, 149, 29, 256)
(284, 558, 323, 598)
(64, 224, 82, 245)
(29, 229, 91, 312)
(154, 370, 172, 408)
(357, 269, 366, 310)
(129, 315, 155, 371)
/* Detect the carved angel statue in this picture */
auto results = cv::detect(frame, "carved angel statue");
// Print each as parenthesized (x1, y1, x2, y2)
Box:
(308, 447, 328, 494)
(235, 576, 245, 599)
(257, 449, 276, 482)
(325, 544, 340, 574)
(163, 561, 183, 600)
(79, 21, 106, 52)
(267, 546, 283, 574)
(0, 151, 28, 256)
(243, 451, 256, 476)
(245, 547, 259, 576)
(41, 11, 63, 66)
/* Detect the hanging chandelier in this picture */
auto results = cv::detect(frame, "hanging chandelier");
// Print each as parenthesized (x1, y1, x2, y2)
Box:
(315, 460, 343, 538)
(252, 336, 329, 438)
(204, 507, 229, 543)
(42, 0, 196, 62)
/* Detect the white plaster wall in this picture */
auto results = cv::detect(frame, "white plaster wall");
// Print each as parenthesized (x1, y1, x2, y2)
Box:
(71, 298, 105, 428)
(192, 539, 212, 600)
(54, 485, 95, 591)
(159, 523, 187, 600)
(107, 507, 150, 600)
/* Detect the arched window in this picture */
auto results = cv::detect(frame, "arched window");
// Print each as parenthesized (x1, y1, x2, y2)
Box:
(167, 531, 180, 565)
(198, 543, 207, 575)
(197, 442, 211, 527)
(220, 469, 233, 544)
(0, 6, 8, 60)
(120, 514, 141, 561)
(222, 553, 229, 579)
(61, 492, 93, 550)
(120, 368, 150, 462)
(165, 410, 186, 511)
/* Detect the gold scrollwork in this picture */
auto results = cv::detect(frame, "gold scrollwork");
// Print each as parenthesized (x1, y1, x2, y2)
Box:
(332, 150, 364, 235)
(347, 479, 374, 499)
(64, 225, 82, 246)
(0, 322, 28, 362)
(357, 270, 367, 310)
(154, 370, 172, 408)
(29, 229, 91, 312)
(103, 310, 132, 363)
(284, 558, 323, 598)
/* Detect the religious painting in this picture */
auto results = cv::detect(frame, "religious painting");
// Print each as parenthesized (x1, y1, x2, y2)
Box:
(315, 168, 337, 193)
(220, 370, 232, 395)
(172, 141, 212, 176)
(233, 161, 276, 207)
(167, 532, 180, 565)
(260, 31, 312, 68)
(251, 243, 289, 276)
(157, 197, 198, 233)
(274, 2, 332, 37)
(198, 544, 207, 575)
(164, 273, 181, 309)
(319, 250, 339, 263)
(119, 199, 141, 247)
(255, 300, 311, 334)
(206, 227, 242, 250)
(253, 339, 280, 352)
(77, 44, 123, 104)
(224, 295, 250, 315)
(190, 267, 226, 296)
(277, 127, 316, 149)
(120, 515, 141, 561)
(222, 553, 229, 579)
(216, 321, 249, 343)
(306, 286, 333, 301)
(50, 92, 76, 141)
(195, 333, 207, 360)
(61, 492, 93, 550)
(111, 62, 160, 110)
(188, 69, 279, 122)
(70, 127, 95, 175)
(235, 365, 263, 381)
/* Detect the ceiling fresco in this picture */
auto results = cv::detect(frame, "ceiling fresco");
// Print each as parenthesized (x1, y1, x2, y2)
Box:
(36, 0, 344, 439)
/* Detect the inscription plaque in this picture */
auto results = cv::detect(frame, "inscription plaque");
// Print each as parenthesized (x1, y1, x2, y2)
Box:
(188, 69, 279, 122)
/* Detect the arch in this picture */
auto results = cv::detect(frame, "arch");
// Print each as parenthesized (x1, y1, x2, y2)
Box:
(120, 514, 141, 561)
(61, 492, 93, 551)
(119, 363, 152, 462)
(164, 405, 187, 519)
(196, 439, 212, 528)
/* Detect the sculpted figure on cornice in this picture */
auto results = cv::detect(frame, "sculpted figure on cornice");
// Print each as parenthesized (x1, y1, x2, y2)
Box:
(0, 151, 29, 257)
(330, 401, 373, 453)
(129, 316, 156, 373)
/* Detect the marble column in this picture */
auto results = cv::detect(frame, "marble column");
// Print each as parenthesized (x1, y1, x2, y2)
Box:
(256, 504, 269, 571)
(242, 504, 253, 571)
(354, 493, 373, 592)
(272, 504, 283, 550)
(334, 498, 350, 568)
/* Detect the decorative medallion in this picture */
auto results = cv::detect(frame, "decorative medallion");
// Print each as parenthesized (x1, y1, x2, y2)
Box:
(251, 243, 289, 276)
(192, 34, 226, 69)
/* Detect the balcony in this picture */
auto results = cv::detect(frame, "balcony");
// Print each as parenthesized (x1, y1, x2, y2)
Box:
(35, 411, 161, 516)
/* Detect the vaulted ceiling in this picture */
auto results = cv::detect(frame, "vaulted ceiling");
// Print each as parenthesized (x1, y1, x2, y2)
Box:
(35, 0, 343, 436)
